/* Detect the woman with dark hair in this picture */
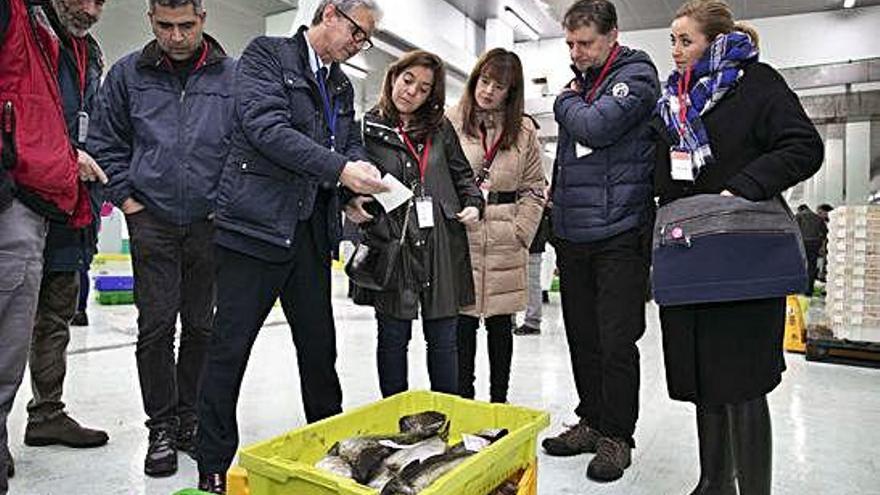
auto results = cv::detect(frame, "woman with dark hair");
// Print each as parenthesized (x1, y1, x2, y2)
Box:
(345, 50, 484, 397)
(654, 1, 823, 493)
(447, 48, 546, 403)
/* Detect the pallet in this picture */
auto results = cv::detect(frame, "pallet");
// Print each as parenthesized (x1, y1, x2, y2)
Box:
(805, 337, 880, 369)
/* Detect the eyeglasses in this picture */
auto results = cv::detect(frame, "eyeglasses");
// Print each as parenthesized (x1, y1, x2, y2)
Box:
(336, 7, 374, 51)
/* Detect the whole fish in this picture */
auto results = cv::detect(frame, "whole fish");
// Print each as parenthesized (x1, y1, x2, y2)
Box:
(315, 455, 354, 480)
(368, 436, 449, 490)
(331, 431, 432, 484)
(379, 450, 474, 495)
(399, 411, 449, 439)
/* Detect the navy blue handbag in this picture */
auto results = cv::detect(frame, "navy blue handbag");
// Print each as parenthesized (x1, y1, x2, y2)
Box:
(651, 194, 807, 306)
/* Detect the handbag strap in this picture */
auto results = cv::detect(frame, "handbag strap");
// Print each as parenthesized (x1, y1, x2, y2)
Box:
(398, 200, 411, 245)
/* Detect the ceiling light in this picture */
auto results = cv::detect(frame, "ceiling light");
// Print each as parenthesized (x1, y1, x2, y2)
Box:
(342, 62, 369, 80)
(502, 6, 540, 41)
(843, 0, 857, 8)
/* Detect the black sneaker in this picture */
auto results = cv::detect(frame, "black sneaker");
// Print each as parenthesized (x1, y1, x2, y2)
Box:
(177, 419, 198, 459)
(587, 437, 631, 482)
(198, 472, 226, 494)
(70, 311, 89, 326)
(542, 419, 601, 456)
(513, 324, 541, 335)
(144, 429, 177, 477)
(24, 413, 108, 448)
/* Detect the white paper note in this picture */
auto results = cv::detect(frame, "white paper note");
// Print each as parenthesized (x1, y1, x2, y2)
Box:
(373, 174, 414, 213)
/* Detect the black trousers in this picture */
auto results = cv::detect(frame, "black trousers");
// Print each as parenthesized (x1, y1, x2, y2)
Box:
(555, 228, 649, 446)
(127, 210, 215, 432)
(457, 314, 513, 403)
(196, 216, 342, 475)
(803, 239, 821, 295)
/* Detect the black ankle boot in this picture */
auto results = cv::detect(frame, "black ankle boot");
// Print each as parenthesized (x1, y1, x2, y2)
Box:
(727, 395, 772, 495)
(689, 404, 737, 495)
(198, 472, 226, 494)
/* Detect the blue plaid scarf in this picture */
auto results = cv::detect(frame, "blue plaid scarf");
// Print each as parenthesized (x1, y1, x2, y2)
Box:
(657, 32, 758, 179)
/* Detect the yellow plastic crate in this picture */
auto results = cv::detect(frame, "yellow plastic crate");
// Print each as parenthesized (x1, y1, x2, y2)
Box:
(225, 460, 538, 495)
(237, 390, 549, 495)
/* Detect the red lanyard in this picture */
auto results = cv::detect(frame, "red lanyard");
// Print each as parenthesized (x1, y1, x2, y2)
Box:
(585, 43, 620, 104)
(677, 66, 693, 128)
(480, 127, 503, 166)
(163, 40, 210, 74)
(399, 126, 432, 182)
(69, 37, 89, 100)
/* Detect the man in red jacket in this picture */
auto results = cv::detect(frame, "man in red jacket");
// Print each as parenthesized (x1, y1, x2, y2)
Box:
(0, 1, 106, 492)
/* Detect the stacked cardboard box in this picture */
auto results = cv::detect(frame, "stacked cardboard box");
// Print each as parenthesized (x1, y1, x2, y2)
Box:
(825, 206, 880, 343)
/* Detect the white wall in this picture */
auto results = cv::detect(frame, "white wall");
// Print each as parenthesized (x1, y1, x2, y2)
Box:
(92, 1, 269, 66)
(516, 5, 880, 98)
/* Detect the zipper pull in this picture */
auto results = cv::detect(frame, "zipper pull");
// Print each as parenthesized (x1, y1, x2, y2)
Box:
(2, 101, 13, 134)
(179, 90, 186, 103)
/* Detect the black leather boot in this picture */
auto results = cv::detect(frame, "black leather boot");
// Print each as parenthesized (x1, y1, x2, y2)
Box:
(689, 404, 737, 495)
(727, 395, 772, 495)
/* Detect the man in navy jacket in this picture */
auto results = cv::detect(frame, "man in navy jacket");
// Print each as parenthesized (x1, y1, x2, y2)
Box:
(194, 0, 386, 492)
(540, 0, 659, 483)
(89, 0, 235, 478)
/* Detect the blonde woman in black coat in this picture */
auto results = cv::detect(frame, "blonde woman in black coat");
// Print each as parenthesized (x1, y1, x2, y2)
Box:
(654, 1, 823, 494)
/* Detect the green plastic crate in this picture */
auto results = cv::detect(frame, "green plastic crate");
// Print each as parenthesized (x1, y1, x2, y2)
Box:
(96, 290, 134, 305)
(239, 390, 549, 495)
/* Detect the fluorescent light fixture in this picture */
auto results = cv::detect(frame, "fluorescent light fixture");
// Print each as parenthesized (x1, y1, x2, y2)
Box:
(843, 0, 857, 8)
(502, 6, 540, 41)
(342, 62, 369, 80)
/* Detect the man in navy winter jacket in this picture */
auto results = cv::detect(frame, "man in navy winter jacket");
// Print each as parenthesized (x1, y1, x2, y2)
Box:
(540, 0, 659, 483)
(88, 0, 235, 478)
(194, 1, 386, 492)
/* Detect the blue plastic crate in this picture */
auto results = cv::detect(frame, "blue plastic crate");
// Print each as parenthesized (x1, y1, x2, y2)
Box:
(94, 275, 134, 292)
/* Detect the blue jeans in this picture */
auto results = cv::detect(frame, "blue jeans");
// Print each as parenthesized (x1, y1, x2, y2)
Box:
(376, 314, 458, 397)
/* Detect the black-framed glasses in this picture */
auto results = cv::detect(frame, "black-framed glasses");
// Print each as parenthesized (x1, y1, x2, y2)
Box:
(336, 7, 374, 51)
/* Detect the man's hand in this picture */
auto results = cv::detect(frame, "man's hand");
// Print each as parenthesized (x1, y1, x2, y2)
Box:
(344, 196, 375, 224)
(77, 150, 108, 184)
(340, 161, 387, 195)
(121, 197, 145, 215)
(720, 190, 734, 197)
(567, 78, 582, 93)
(456, 206, 479, 226)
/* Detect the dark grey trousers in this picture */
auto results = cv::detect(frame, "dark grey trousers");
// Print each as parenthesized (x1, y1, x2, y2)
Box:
(0, 200, 47, 494)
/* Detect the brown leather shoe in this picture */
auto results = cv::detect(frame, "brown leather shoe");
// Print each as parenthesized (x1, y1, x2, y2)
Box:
(542, 419, 601, 456)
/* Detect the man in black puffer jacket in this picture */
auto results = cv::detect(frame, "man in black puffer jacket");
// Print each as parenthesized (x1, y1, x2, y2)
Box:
(541, 0, 659, 484)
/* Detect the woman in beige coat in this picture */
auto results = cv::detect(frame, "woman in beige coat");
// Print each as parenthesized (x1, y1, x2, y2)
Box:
(449, 49, 546, 403)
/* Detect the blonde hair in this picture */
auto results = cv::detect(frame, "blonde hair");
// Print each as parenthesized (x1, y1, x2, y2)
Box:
(675, 0, 760, 49)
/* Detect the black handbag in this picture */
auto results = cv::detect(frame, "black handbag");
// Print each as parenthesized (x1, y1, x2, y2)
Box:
(345, 201, 411, 291)
(652, 194, 807, 306)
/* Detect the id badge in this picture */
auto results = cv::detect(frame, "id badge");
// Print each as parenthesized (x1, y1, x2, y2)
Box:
(415, 196, 434, 229)
(76, 111, 90, 144)
(670, 150, 695, 181)
(480, 179, 491, 202)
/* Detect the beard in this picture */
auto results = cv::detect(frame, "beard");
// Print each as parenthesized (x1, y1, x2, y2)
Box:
(51, 0, 98, 37)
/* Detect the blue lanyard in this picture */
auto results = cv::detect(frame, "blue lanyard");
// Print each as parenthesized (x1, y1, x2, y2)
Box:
(314, 54, 339, 151)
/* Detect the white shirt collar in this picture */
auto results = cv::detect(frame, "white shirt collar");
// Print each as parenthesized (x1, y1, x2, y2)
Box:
(303, 29, 327, 77)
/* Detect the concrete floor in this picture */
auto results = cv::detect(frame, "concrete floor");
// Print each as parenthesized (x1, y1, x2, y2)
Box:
(5, 271, 879, 494)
